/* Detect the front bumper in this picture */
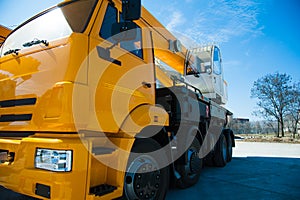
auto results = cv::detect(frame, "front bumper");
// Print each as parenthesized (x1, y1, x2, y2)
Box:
(0, 133, 134, 200)
(0, 135, 89, 199)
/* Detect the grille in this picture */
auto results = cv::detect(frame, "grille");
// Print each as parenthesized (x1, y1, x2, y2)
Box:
(0, 98, 36, 108)
(0, 98, 36, 122)
(0, 114, 33, 122)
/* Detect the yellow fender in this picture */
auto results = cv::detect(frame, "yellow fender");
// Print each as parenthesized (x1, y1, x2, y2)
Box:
(120, 104, 169, 136)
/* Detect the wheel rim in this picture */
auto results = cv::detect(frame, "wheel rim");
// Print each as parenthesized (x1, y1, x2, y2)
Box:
(187, 148, 201, 177)
(124, 155, 161, 200)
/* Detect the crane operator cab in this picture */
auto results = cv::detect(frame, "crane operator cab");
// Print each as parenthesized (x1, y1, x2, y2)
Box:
(184, 45, 228, 105)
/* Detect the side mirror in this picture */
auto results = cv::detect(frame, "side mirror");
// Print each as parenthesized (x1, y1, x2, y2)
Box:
(111, 22, 138, 42)
(122, 0, 141, 21)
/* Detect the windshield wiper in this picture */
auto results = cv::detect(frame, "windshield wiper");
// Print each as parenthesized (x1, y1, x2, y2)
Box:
(23, 39, 49, 47)
(4, 49, 21, 56)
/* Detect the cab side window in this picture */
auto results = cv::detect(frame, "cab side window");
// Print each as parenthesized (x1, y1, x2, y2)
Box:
(99, 4, 143, 59)
(100, 4, 117, 42)
(119, 12, 143, 59)
(213, 47, 222, 75)
(120, 27, 143, 59)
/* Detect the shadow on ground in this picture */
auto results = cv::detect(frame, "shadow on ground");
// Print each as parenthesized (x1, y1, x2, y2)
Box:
(167, 157, 300, 200)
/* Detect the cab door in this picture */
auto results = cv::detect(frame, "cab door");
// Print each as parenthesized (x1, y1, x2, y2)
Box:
(87, 1, 155, 133)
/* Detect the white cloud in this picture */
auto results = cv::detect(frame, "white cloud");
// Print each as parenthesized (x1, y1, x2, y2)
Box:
(172, 0, 263, 46)
(145, 0, 263, 47)
(213, 0, 262, 41)
(166, 10, 186, 30)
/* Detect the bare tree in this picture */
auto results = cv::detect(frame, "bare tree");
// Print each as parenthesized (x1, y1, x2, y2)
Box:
(287, 82, 300, 138)
(254, 121, 263, 134)
(251, 73, 293, 137)
(262, 120, 277, 134)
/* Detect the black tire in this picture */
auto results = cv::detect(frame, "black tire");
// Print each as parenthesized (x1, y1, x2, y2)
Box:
(204, 151, 214, 167)
(226, 135, 233, 162)
(213, 134, 227, 167)
(122, 139, 169, 200)
(176, 137, 202, 189)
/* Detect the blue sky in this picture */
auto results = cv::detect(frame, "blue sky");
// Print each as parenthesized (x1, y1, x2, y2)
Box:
(1, 0, 300, 121)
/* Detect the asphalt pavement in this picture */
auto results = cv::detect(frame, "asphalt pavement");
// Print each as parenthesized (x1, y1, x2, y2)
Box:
(1, 141, 300, 200)
(166, 141, 300, 200)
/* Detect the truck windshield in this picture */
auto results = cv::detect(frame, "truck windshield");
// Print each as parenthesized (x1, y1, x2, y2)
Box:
(1, 0, 97, 57)
(187, 48, 212, 75)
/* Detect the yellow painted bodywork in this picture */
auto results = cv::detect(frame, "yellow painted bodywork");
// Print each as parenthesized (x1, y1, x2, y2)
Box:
(0, 25, 11, 47)
(0, 134, 135, 199)
(141, 8, 187, 74)
(0, 0, 185, 199)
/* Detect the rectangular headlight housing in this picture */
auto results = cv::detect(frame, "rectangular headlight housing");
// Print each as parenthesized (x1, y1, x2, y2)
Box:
(35, 148, 72, 172)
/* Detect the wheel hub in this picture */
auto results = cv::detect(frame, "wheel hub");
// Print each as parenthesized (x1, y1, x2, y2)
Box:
(124, 155, 161, 200)
(134, 165, 160, 199)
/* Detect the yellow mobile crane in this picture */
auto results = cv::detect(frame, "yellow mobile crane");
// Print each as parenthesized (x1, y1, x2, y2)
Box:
(0, 0, 234, 199)
(0, 25, 11, 47)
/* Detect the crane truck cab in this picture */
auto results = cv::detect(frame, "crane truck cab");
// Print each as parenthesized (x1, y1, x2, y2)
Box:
(0, 0, 234, 199)
(184, 45, 228, 105)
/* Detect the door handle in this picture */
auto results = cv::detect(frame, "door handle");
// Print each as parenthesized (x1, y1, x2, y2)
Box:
(142, 82, 152, 88)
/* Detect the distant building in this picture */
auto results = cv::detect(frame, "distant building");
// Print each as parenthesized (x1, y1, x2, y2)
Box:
(232, 118, 250, 124)
(0, 25, 11, 47)
(230, 118, 251, 134)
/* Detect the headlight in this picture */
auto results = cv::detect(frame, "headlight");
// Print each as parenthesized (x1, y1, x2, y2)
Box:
(35, 148, 72, 172)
